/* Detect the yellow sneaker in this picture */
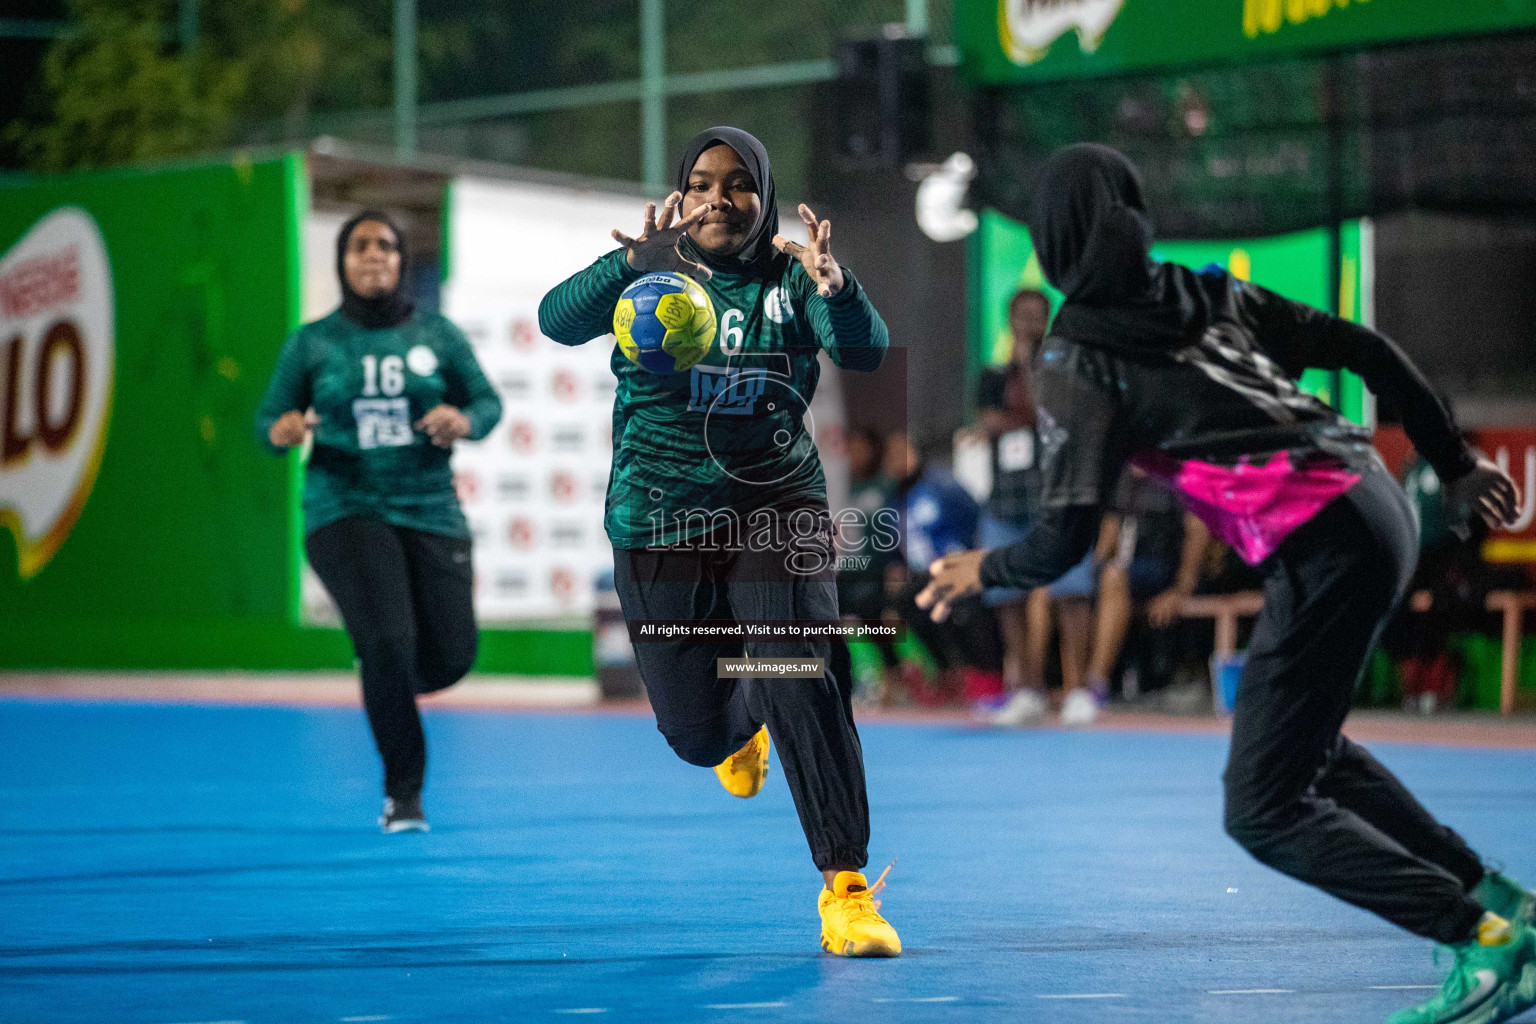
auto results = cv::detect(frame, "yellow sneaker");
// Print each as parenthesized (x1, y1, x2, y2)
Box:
(713, 726, 770, 798)
(819, 866, 901, 957)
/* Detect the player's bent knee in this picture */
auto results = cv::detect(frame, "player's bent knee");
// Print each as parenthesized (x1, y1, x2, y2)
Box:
(1222, 791, 1287, 857)
(417, 643, 477, 694)
(658, 723, 736, 767)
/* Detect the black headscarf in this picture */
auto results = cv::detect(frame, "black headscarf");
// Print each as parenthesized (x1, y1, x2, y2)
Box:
(337, 209, 416, 329)
(1028, 144, 1207, 353)
(674, 126, 780, 274)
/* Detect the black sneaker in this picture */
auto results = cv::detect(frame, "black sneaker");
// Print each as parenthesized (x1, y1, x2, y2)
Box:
(379, 795, 429, 833)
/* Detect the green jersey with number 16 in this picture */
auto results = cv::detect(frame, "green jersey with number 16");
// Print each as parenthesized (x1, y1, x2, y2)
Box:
(255, 309, 502, 539)
(539, 248, 888, 549)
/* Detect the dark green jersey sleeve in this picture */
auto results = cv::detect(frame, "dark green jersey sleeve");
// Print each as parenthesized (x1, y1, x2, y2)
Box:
(253, 329, 312, 455)
(538, 249, 643, 346)
(801, 266, 888, 372)
(436, 318, 502, 440)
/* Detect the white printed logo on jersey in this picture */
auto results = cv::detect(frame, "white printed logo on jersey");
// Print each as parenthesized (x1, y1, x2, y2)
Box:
(406, 344, 438, 376)
(763, 286, 794, 324)
(354, 397, 413, 449)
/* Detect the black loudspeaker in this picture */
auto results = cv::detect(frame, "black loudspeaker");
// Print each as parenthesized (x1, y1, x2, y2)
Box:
(833, 31, 930, 169)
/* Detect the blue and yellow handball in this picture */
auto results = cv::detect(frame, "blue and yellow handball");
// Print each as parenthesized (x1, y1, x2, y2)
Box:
(613, 272, 717, 374)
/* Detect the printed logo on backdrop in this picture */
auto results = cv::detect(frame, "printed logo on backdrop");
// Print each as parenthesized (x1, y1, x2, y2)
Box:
(454, 470, 481, 505)
(549, 521, 585, 548)
(998, 0, 1126, 65)
(0, 207, 114, 578)
(507, 516, 537, 550)
(497, 373, 532, 399)
(551, 368, 581, 403)
(508, 420, 537, 454)
(763, 286, 794, 324)
(496, 474, 532, 501)
(494, 569, 531, 597)
(462, 321, 493, 347)
(550, 424, 585, 453)
(550, 566, 577, 606)
(550, 469, 579, 504)
(510, 317, 538, 352)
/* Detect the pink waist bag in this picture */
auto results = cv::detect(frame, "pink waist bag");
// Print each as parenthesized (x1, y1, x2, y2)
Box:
(1133, 450, 1360, 566)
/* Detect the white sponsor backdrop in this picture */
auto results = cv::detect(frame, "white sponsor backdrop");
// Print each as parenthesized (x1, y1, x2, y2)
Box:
(443, 178, 638, 622)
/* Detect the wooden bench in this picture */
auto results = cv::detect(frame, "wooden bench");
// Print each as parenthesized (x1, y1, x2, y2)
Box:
(1180, 589, 1533, 717)
(1485, 590, 1536, 717)
(1180, 592, 1265, 662)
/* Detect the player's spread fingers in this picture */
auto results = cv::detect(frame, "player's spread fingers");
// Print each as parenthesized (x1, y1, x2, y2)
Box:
(818, 220, 832, 253)
(612, 229, 638, 248)
(643, 202, 658, 233)
(657, 191, 681, 229)
(677, 201, 714, 228)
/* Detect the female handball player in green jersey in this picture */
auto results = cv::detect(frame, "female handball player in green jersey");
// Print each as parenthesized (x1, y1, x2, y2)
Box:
(540, 126, 901, 957)
(256, 211, 501, 834)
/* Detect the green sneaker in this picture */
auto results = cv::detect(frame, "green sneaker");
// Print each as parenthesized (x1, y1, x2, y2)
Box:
(1474, 873, 1536, 930)
(1385, 916, 1536, 1024)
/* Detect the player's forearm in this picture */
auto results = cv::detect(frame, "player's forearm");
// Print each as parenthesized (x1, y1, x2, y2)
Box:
(254, 341, 308, 455)
(538, 249, 642, 346)
(978, 506, 1100, 590)
(1172, 515, 1209, 594)
(461, 391, 502, 441)
(816, 270, 888, 372)
(1329, 318, 1476, 482)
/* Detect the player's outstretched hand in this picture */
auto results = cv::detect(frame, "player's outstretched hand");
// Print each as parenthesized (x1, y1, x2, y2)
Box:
(613, 192, 714, 280)
(915, 550, 988, 622)
(1448, 457, 1521, 536)
(416, 404, 471, 448)
(774, 204, 845, 298)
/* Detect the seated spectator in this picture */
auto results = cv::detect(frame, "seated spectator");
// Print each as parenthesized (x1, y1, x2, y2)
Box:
(836, 427, 899, 697)
(993, 469, 1208, 727)
(885, 430, 1005, 706)
(975, 288, 1052, 722)
(1057, 469, 1209, 725)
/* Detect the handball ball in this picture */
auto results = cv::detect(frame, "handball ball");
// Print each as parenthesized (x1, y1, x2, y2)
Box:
(613, 272, 717, 375)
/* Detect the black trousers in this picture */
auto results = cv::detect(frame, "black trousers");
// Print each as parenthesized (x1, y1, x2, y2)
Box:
(612, 512, 870, 873)
(306, 516, 478, 801)
(1222, 469, 1487, 943)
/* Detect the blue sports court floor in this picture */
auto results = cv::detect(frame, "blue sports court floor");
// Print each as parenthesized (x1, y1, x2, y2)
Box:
(2, 698, 1534, 1024)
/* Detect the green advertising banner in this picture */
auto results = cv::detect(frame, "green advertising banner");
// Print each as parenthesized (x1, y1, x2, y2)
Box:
(958, 0, 1536, 85)
(969, 209, 1372, 424)
(0, 154, 592, 675)
(0, 156, 314, 667)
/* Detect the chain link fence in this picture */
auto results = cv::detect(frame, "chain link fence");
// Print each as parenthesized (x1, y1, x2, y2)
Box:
(239, 0, 953, 198)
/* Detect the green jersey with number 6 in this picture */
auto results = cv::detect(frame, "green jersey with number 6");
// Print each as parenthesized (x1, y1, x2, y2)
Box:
(254, 309, 502, 539)
(539, 248, 888, 548)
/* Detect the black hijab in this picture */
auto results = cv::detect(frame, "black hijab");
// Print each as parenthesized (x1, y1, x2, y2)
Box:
(674, 126, 780, 274)
(1028, 144, 1207, 353)
(337, 209, 416, 329)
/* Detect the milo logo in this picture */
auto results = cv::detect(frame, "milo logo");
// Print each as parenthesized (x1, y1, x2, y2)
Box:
(998, 0, 1125, 65)
(0, 207, 114, 578)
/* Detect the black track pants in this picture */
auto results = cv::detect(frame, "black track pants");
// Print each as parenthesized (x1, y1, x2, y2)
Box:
(1222, 469, 1486, 943)
(306, 516, 478, 800)
(612, 518, 870, 873)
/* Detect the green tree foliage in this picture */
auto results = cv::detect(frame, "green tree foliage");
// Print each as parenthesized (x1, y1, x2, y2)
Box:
(8, 0, 393, 171)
